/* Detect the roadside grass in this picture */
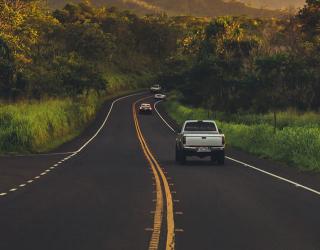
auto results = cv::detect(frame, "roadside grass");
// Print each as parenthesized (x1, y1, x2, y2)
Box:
(164, 99, 320, 171)
(0, 88, 143, 154)
(214, 110, 320, 129)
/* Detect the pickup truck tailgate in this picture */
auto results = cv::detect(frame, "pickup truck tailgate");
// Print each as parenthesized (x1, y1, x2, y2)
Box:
(185, 135, 223, 147)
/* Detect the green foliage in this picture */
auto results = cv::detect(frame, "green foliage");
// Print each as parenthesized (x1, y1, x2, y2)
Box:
(0, 38, 15, 97)
(0, 92, 100, 153)
(162, 12, 320, 113)
(214, 110, 320, 128)
(0, 89, 141, 153)
(221, 123, 320, 171)
(164, 99, 320, 171)
(0, 1, 177, 100)
(0, 1, 176, 153)
(298, 0, 320, 42)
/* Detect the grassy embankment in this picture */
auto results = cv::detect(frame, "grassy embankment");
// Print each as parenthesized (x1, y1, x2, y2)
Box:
(0, 71, 150, 154)
(164, 98, 320, 171)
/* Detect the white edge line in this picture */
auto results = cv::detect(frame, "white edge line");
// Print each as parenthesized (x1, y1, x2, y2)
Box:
(153, 100, 320, 197)
(226, 156, 320, 196)
(0, 92, 145, 198)
(154, 101, 176, 133)
(3, 151, 76, 157)
(75, 92, 145, 154)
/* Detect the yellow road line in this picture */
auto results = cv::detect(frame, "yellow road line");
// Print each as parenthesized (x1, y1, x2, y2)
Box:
(132, 98, 175, 250)
(132, 103, 163, 250)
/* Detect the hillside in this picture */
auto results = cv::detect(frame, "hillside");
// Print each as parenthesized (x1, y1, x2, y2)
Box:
(49, 0, 281, 17)
(238, 0, 305, 10)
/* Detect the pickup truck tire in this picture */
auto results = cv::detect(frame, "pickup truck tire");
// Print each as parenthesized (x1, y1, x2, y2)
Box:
(175, 146, 186, 164)
(180, 152, 186, 165)
(175, 146, 180, 162)
(217, 151, 225, 165)
(210, 155, 216, 164)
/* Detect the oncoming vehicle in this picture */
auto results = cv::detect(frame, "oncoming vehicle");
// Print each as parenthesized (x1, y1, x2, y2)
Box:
(175, 120, 225, 165)
(154, 93, 166, 100)
(150, 84, 162, 93)
(139, 103, 152, 114)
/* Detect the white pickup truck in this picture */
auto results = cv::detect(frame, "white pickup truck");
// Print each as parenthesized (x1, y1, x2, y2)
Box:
(175, 120, 225, 165)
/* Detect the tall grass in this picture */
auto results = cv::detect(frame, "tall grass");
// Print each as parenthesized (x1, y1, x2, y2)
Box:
(214, 110, 320, 128)
(164, 100, 320, 171)
(0, 93, 100, 153)
(0, 88, 141, 154)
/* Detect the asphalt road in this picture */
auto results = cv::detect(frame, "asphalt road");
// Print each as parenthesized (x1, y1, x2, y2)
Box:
(1, 92, 320, 250)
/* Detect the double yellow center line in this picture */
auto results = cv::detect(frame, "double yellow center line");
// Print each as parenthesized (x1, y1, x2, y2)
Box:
(132, 98, 175, 250)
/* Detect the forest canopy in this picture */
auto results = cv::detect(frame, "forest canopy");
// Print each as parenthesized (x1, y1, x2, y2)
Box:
(160, 0, 320, 112)
(0, 0, 320, 113)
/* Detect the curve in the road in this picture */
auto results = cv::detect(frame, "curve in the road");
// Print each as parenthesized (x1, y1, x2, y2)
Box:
(0, 92, 145, 199)
(133, 97, 175, 250)
(133, 99, 164, 249)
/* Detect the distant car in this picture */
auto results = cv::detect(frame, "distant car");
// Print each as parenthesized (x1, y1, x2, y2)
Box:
(150, 84, 162, 93)
(154, 93, 166, 100)
(139, 103, 152, 114)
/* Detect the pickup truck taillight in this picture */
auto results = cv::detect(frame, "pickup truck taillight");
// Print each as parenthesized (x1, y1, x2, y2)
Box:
(182, 136, 186, 144)
(222, 136, 225, 145)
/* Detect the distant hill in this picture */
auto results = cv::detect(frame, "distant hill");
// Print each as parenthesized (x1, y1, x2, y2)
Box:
(49, 0, 282, 18)
(237, 0, 305, 10)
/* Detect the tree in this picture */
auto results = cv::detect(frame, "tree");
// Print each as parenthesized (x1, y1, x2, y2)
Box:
(0, 38, 15, 97)
(298, 0, 320, 42)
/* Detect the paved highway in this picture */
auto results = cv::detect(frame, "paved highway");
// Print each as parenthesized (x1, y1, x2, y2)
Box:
(0, 92, 320, 250)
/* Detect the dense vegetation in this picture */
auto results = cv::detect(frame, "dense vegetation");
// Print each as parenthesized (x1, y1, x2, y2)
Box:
(0, 0, 178, 152)
(161, 1, 320, 115)
(0, 92, 100, 152)
(0, 1, 179, 100)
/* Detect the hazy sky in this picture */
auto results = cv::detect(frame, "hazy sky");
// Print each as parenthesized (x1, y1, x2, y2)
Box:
(236, 0, 306, 9)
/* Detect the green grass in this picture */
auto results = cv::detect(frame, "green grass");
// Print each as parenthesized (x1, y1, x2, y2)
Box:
(214, 109, 320, 129)
(0, 88, 142, 154)
(164, 99, 320, 171)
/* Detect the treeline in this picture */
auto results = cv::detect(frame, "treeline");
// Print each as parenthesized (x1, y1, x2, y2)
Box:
(161, 0, 320, 113)
(2, 0, 320, 115)
(0, 0, 178, 100)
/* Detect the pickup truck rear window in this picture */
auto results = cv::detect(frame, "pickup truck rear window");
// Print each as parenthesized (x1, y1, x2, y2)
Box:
(184, 122, 217, 132)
